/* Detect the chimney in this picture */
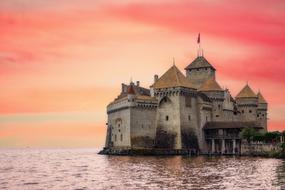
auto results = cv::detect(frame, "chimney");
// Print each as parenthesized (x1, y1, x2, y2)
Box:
(136, 81, 140, 87)
(154, 75, 159, 83)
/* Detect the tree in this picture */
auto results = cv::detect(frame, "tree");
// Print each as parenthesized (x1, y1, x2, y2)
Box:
(240, 127, 257, 143)
(264, 131, 280, 143)
(253, 132, 265, 142)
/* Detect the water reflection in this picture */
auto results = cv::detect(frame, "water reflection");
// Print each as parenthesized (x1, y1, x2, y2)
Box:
(0, 149, 284, 190)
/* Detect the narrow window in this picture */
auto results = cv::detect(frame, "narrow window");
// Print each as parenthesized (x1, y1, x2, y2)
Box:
(188, 115, 191, 121)
(118, 129, 121, 132)
(141, 124, 144, 129)
(120, 134, 123, 141)
(115, 135, 117, 142)
(206, 116, 208, 121)
(218, 105, 221, 110)
(242, 110, 244, 114)
(166, 115, 169, 121)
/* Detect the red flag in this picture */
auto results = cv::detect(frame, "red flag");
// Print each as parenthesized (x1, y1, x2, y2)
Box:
(197, 33, 200, 44)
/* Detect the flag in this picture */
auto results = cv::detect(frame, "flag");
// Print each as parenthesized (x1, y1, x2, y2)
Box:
(197, 33, 200, 44)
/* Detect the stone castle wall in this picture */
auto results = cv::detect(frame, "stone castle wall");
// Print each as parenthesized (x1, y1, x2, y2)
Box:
(107, 108, 131, 148)
(130, 107, 157, 148)
(186, 68, 215, 87)
(155, 94, 182, 149)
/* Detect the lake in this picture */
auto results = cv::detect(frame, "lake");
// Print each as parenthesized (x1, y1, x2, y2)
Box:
(0, 148, 284, 189)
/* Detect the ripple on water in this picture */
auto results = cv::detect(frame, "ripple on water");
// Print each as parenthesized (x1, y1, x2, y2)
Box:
(0, 149, 284, 190)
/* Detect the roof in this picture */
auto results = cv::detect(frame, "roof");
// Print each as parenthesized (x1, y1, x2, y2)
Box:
(151, 65, 196, 89)
(127, 85, 135, 94)
(257, 92, 267, 104)
(236, 84, 257, 98)
(185, 56, 215, 70)
(136, 95, 157, 101)
(203, 121, 263, 129)
(198, 77, 223, 92)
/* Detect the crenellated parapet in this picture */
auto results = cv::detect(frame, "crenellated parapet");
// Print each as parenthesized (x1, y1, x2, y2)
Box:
(154, 87, 197, 98)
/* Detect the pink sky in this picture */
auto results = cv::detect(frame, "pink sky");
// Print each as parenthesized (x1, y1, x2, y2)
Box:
(1, 0, 285, 148)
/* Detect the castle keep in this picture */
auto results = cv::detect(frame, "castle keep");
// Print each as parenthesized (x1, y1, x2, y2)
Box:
(102, 53, 268, 155)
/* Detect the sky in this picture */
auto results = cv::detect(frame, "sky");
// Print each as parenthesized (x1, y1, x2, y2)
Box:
(0, 0, 285, 148)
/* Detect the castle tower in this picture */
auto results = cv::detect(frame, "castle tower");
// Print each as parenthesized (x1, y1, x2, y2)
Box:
(185, 56, 216, 88)
(198, 77, 225, 121)
(151, 64, 198, 150)
(235, 84, 258, 121)
(257, 91, 268, 131)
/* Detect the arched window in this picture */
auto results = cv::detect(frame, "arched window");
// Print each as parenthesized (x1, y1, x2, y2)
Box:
(166, 115, 169, 121)
(120, 134, 123, 141)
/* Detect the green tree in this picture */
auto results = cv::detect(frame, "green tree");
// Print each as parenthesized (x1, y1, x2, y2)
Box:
(252, 132, 265, 142)
(240, 127, 257, 143)
(264, 131, 280, 143)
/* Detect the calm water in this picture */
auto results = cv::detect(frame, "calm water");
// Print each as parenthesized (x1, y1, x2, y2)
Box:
(0, 149, 285, 190)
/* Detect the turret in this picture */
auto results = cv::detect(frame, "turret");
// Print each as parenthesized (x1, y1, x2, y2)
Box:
(235, 83, 258, 121)
(127, 82, 136, 102)
(257, 91, 268, 131)
(185, 56, 216, 88)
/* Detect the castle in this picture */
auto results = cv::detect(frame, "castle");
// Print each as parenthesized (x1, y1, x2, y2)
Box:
(101, 50, 268, 155)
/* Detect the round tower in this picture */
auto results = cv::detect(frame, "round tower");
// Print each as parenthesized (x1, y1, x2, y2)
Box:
(127, 82, 136, 102)
(257, 91, 268, 131)
(235, 84, 258, 121)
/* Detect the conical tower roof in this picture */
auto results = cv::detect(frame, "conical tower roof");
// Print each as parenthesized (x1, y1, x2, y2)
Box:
(236, 84, 257, 98)
(257, 91, 267, 104)
(127, 84, 135, 94)
(152, 65, 196, 89)
(185, 56, 215, 70)
(198, 77, 223, 92)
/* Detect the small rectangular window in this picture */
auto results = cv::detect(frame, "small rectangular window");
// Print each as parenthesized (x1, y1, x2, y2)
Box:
(166, 116, 169, 121)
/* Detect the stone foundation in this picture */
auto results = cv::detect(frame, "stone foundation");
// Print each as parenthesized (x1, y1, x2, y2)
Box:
(98, 147, 198, 156)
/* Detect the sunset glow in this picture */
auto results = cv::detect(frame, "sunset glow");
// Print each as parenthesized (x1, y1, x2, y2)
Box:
(1, 0, 285, 147)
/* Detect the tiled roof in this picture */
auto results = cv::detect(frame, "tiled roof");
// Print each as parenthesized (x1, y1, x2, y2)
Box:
(203, 121, 262, 129)
(152, 65, 196, 89)
(185, 56, 215, 70)
(257, 92, 267, 104)
(136, 95, 157, 101)
(127, 85, 135, 94)
(198, 77, 223, 92)
(236, 84, 257, 98)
